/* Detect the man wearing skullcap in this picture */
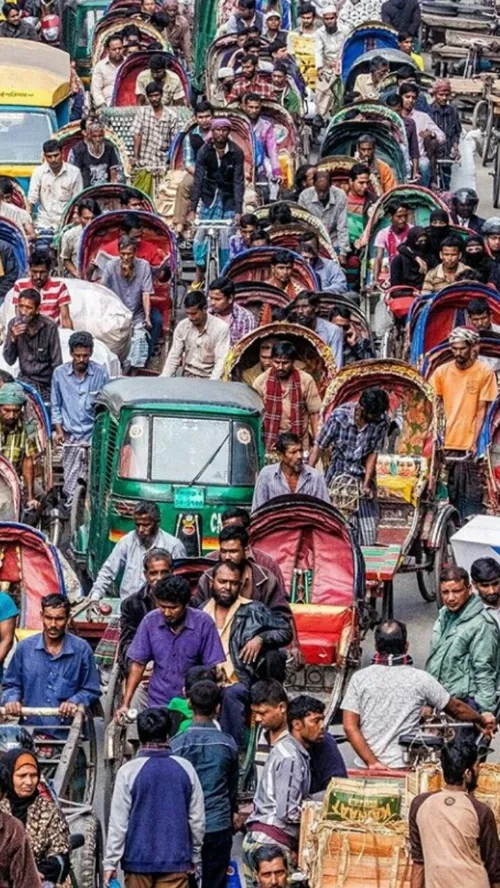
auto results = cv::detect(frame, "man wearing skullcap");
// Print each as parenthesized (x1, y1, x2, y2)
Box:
(314, 6, 344, 121)
(431, 326, 497, 521)
(0, 383, 43, 510)
(429, 79, 461, 189)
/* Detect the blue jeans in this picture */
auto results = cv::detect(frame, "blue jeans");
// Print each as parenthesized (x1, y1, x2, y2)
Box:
(149, 307, 163, 358)
(419, 156, 430, 187)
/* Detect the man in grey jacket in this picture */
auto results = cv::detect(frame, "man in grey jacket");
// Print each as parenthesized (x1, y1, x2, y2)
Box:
(104, 707, 205, 887)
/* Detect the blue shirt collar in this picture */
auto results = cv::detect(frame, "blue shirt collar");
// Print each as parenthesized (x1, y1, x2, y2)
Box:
(66, 362, 96, 378)
(35, 631, 77, 656)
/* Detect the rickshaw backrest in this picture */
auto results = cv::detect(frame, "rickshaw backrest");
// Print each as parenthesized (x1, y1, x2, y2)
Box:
(341, 23, 398, 84)
(320, 121, 406, 184)
(222, 246, 319, 293)
(170, 113, 257, 187)
(59, 184, 155, 230)
(0, 523, 66, 630)
(111, 51, 190, 107)
(0, 218, 28, 278)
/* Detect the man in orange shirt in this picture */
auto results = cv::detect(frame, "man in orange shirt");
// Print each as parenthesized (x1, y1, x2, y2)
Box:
(431, 325, 497, 521)
(355, 135, 397, 195)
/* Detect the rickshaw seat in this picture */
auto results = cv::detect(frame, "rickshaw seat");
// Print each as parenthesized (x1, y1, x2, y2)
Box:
(376, 454, 428, 505)
(0, 545, 22, 583)
(290, 603, 353, 665)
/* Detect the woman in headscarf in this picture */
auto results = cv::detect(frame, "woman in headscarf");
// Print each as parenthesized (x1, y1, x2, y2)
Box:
(463, 235, 500, 289)
(0, 749, 71, 886)
(425, 208, 450, 267)
(390, 226, 430, 289)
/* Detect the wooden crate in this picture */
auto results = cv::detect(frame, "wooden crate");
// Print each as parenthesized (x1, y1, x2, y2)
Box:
(312, 821, 411, 888)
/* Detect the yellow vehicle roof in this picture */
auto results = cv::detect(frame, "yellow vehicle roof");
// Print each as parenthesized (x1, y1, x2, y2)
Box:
(0, 39, 71, 107)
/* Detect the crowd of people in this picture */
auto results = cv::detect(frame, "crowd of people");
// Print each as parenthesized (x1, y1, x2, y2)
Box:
(2, 0, 500, 886)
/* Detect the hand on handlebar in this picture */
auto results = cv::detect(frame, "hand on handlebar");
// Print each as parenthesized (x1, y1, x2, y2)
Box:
(114, 704, 130, 725)
(479, 712, 497, 737)
(59, 701, 78, 718)
(4, 702, 22, 717)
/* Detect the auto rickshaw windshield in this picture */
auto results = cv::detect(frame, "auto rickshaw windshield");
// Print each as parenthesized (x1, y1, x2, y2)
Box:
(0, 111, 54, 164)
(118, 415, 258, 486)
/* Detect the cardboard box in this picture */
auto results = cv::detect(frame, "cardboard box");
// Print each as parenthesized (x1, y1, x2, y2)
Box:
(451, 515, 500, 574)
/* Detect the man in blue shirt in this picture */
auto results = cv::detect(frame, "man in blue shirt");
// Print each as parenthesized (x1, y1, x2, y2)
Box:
(298, 232, 349, 295)
(2, 593, 100, 725)
(51, 331, 109, 506)
(290, 290, 344, 369)
(171, 680, 238, 888)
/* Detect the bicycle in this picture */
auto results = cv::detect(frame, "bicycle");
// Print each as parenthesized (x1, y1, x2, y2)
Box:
(193, 218, 235, 289)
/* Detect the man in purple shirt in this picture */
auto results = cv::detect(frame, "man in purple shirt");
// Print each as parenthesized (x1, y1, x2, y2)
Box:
(114, 575, 225, 721)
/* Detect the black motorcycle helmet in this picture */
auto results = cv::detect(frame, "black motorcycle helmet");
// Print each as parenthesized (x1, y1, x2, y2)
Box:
(451, 188, 479, 218)
(0, 726, 35, 755)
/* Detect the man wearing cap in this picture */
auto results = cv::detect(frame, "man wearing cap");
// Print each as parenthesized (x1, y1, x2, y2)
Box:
(315, 7, 344, 122)
(263, 10, 285, 41)
(163, 0, 192, 70)
(131, 80, 178, 197)
(0, 383, 44, 509)
(431, 326, 498, 521)
(189, 118, 245, 285)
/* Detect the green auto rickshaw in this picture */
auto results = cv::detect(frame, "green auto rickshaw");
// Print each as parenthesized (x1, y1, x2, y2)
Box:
(62, 0, 107, 84)
(72, 378, 265, 583)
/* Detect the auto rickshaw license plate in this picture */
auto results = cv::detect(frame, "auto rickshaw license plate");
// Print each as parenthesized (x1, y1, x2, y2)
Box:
(174, 487, 205, 508)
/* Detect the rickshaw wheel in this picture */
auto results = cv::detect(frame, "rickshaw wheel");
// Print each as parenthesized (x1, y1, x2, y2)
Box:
(482, 108, 495, 166)
(472, 99, 489, 134)
(493, 143, 500, 209)
(102, 662, 123, 732)
(69, 812, 104, 888)
(70, 481, 87, 541)
(433, 512, 459, 609)
(324, 666, 352, 728)
(103, 722, 129, 829)
(416, 568, 436, 602)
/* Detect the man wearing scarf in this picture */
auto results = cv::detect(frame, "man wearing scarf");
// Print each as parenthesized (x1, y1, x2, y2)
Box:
(253, 340, 321, 455)
(342, 619, 495, 769)
(431, 325, 497, 521)
(0, 382, 43, 510)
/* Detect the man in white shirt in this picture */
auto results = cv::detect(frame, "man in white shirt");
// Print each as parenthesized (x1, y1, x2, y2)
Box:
(27, 140, 83, 232)
(0, 178, 34, 239)
(162, 290, 231, 379)
(90, 34, 124, 112)
(400, 82, 445, 188)
(314, 6, 345, 120)
(471, 558, 500, 632)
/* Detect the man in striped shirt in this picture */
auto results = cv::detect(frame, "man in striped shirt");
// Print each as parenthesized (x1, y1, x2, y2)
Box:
(13, 250, 73, 328)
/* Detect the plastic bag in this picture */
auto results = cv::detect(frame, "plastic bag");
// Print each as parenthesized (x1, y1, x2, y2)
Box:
(449, 131, 477, 193)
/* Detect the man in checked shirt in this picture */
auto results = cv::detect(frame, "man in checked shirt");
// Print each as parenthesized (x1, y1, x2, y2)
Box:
(172, 101, 214, 241)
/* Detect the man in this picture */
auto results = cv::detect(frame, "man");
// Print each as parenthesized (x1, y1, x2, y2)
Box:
(427, 566, 500, 713)
(0, 177, 34, 239)
(51, 331, 109, 505)
(172, 101, 213, 239)
(92, 212, 167, 275)
(309, 387, 389, 545)
(287, 4, 317, 91)
(0, 771, 42, 888)
(135, 53, 185, 107)
(397, 32, 424, 71)
(371, 201, 411, 287)
(118, 547, 172, 672)
(101, 235, 162, 369)
(409, 739, 500, 888)
(251, 679, 347, 792)
(90, 501, 186, 601)
(3, 288, 62, 402)
(422, 236, 470, 293)
(346, 163, 376, 252)
(265, 250, 298, 299)
(297, 233, 348, 295)
(208, 275, 256, 345)
(471, 556, 500, 631)
(0, 238, 19, 303)
(400, 83, 445, 187)
(386, 92, 420, 181)
(243, 335, 277, 386)
(314, 7, 343, 122)
(254, 846, 290, 888)
(104, 707, 205, 888)
(353, 55, 389, 100)
(2, 593, 100, 726)
(0, 2, 38, 38)
(0, 382, 43, 510)
(429, 79, 461, 162)
(431, 326, 497, 521)
(202, 560, 292, 749)
(356, 134, 397, 194)
(242, 93, 281, 184)
(468, 297, 500, 372)
(331, 304, 374, 364)
(171, 680, 238, 888)
(451, 188, 485, 233)
(189, 118, 245, 283)
(132, 81, 178, 198)
(243, 695, 326, 886)
(227, 54, 274, 102)
(263, 9, 284, 40)
(70, 120, 120, 188)
(381, 0, 420, 37)
(229, 212, 259, 259)
(253, 340, 322, 453)
(483, 217, 500, 269)
(271, 62, 301, 116)
(163, 0, 192, 69)
(91, 34, 124, 112)
(226, 0, 264, 35)
(59, 198, 98, 279)
(114, 575, 225, 716)
(299, 169, 350, 262)
(162, 290, 231, 378)
(27, 140, 83, 233)
(342, 619, 496, 769)
(195, 525, 292, 621)
(13, 250, 72, 328)
(252, 431, 330, 511)
(209, 507, 287, 595)
(291, 290, 344, 370)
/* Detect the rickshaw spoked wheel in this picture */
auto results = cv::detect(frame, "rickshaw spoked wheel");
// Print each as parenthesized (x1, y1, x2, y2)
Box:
(493, 142, 500, 209)
(472, 99, 489, 134)
(416, 541, 437, 602)
(433, 512, 459, 609)
(68, 811, 104, 888)
(324, 664, 354, 728)
(482, 106, 496, 166)
(70, 481, 87, 541)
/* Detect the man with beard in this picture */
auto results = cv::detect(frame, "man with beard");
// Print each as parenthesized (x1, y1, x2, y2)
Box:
(242, 93, 281, 185)
(290, 290, 344, 367)
(253, 340, 322, 453)
(227, 54, 274, 102)
(69, 120, 120, 188)
(410, 739, 500, 888)
(0, 382, 43, 510)
(0, 3, 38, 39)
(201, 560, 292, 749)
(252, 431, 330, 510)
(471, 557, 500, 632)
(298, 169, 350, 263)
(297, 233, 348, 295)
(90, 502, 186, 602)
(315, 7, 345, 123)
(114, 575, 225, 720)
(356, 135, 397, 195)
(265, 250, 298, 299)
(431, 326, 497, 522)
